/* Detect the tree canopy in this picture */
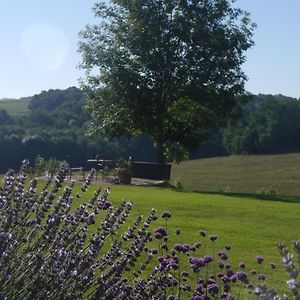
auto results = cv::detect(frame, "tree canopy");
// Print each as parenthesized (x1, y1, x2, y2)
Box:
(79, 0, 255, 162)
(223, 95, 300, 154)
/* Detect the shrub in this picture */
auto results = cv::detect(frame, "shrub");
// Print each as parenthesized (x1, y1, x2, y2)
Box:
(33, 155, 61, 176)
(0, 161, 297, 299)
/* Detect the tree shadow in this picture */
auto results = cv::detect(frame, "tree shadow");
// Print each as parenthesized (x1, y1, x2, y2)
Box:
(168, 187, 300, 204)
(193, 191, 300, 204)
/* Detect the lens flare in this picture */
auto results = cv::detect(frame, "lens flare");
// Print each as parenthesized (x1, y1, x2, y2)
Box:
(21, 23, 69, 71)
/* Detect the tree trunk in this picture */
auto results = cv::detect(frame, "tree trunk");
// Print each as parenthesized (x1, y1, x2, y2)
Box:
(155, 127, 166, 163)
(156, 88, 166, 163)
(156, 142, 165, 164)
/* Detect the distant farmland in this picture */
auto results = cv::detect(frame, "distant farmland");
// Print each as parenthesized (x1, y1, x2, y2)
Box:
(0, 98, 30, 115)
(171, 153, 300, 196)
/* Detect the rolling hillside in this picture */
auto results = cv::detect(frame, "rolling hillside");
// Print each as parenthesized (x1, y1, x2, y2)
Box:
(171, 153, 300, 196)
(0, 98, 30, 115)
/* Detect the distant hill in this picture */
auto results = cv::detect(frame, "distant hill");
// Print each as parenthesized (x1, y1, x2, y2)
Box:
(171, 153, 300, 196)
(0, 96, 31, 102)
(1, 88, 300, 170)
(0, 98, 16, 101)
(0, 98, 31, 116)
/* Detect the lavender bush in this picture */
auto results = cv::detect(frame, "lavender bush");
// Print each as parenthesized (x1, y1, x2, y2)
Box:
(0, 161, 297, 299)
(277, 241, 300, 299)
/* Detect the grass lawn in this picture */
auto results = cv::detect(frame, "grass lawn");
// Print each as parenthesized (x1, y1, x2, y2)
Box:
(76, 182, 300, 294)
(171, 153, 300, 196)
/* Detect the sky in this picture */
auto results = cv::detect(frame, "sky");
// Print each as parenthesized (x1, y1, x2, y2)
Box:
(0, 0, 299, 99)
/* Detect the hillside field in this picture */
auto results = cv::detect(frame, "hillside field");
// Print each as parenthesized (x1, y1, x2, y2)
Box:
(0, 98, 30, 115)
(171, 153, 300, 196)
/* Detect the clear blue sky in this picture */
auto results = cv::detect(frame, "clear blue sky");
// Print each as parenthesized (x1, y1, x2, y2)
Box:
(0, 0, 299, 99)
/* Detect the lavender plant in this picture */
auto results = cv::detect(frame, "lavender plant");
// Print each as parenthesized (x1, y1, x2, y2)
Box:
(277, 240, 300, 299)
(0, 161, 296, 299)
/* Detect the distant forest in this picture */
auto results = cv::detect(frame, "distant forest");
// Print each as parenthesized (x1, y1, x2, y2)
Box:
(0, 87, 299, 172)
(0, 87, 156, 172)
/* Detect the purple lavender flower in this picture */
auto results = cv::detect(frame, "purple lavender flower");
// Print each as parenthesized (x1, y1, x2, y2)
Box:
(224, 263, 231, 269)
(218, 251, 228, 260)
(196, 284, 204, 293)
(197, 278, 204, 284)
(225, 244, 231, 250)
(199, 230, 206, 237)
(209, 234, 218, 241)
(183, 284, 192, 291)
(287, 279, 298, 290)
(152, 248, 158, 255)
(161, 242, 168, 250)
(258, 273, 266, 281)
(218, 261, 225, 269)
(158, 259, 169, 271)
(0, 232, 7, 243)
(221, 275, 230, 283)
(203, 255, 213, 264)
(121, 285, 132, 293)
(168, 278, 178, 287)
(194, 242, 201, 248)
(181, 271, 190, 277)
(154, 227, 167, 239)
(189, 257, 205, 272)
(169, 260, 178, 270)
(190, 246, 196, 252)
(256, 256, 264, 264)
(236, 271, 248, 283)
(174, 243, 184, 252)
(247, 283, 254, 290)
(238, 261, 246, 268)
(182, 244, 190, 252)
(208, 283, 219, 294)
(161, 211, 172, 219)
(250, 269, 257, 275)
(270, 262, 276, 269)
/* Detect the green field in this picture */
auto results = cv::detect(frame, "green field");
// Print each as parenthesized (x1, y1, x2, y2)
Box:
(79, 183, 300, 294)
(0, 98, 30, 115)
(171, 153, 300, 196)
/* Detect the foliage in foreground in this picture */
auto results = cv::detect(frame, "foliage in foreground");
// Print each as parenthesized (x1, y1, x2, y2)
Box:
(0, 161, 299, 299)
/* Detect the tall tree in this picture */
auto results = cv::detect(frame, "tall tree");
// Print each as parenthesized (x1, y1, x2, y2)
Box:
(79, 0, 255, 163)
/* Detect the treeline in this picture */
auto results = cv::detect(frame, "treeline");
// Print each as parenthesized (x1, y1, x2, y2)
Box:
(0, 88, 299, 173)
(0, 87, 156, 173)
(223, 94, 300, 154)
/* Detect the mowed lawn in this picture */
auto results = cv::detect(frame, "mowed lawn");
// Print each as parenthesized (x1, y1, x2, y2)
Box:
(77, 183, 300, 292)
(171, 153, 300, 196)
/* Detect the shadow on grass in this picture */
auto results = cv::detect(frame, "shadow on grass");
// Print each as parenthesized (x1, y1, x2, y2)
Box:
(168, 186, 300, 204)
(196, 191, 300, 204)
